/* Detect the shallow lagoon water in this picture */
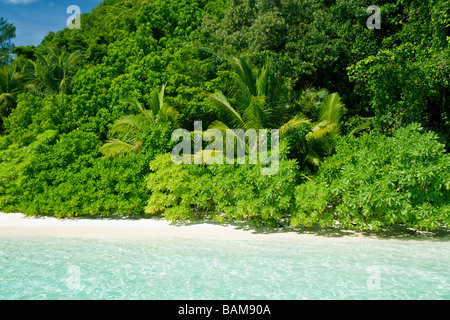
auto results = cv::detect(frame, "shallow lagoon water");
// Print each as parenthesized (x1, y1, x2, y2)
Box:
(0, 235, 448, 300)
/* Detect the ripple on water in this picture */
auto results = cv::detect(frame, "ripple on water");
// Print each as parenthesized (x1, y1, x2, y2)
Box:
(0, 236, 449, 299)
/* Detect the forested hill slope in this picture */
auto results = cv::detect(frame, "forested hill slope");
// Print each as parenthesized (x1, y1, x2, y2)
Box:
(40, 0, 141, 64)
(0, 0, 448, 232)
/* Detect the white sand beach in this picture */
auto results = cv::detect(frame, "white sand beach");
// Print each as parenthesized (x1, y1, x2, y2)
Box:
(0, 212, 367, 241)
(2, 212, 445, 241)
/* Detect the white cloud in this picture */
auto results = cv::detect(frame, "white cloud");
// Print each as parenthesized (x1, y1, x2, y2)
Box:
(2, 0, 40, 4)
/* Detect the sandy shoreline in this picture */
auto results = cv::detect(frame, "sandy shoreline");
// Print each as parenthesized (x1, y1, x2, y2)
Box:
(0, 212, 366, 241)
(1, 212, 447, 241)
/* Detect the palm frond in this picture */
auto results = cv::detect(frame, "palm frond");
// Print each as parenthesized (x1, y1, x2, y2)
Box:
(19, 46, 83, 96)
(349, 120, 373, 136)
(66, 51, 84, 72)
(0, 66, 23, 112)
(159, 105, 180, 124)
(296, 87, 329, 117)
(304, 148, 322, 168)
(279, 115, 311, 135)
(149, 85, 162, 117)
(306, 121, 337, 142)
(99, 139, 136, 159)
(208, 91, 247, 130)
(208, 120, 231, 132)
(319, 92, 344, 125)
(256, 57, 270, 97)
(208, 120, 258, 156)
(120, 96, 155, 124)
(109, 114, 148, 142)
(100, 85, 175, 159)
(230, 56, 258, 98)
(242, 95, 266, 130)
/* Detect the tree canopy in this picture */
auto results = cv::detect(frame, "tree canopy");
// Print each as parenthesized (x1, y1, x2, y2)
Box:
(0, 17, 15, 66)
(0, 0, 448, 232)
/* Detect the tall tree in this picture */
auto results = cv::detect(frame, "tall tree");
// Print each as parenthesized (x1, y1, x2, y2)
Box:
(0, 64, 22, 130)
(208, 55, 289, 152)
(280, 91, 345, 170)
(19, 46, 84, 96)
(0, 17, 15, 66)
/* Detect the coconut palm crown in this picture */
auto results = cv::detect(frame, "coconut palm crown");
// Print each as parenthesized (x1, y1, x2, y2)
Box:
(99, 84, 179, 158)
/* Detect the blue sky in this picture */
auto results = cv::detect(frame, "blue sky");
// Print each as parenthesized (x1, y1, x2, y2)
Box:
(0, 0, 103, 47)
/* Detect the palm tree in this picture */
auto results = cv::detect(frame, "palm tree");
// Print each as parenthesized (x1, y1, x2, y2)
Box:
(207, 56, 344, 169)
(0, 64, 21, 108)
(0, 63, 22, 129)
(280, 91, 345, 169)
(294, 87, 329, 120)
(19, 46, 83, 96)
(99, 84, 179, 158)
(207, 56, 289, 153)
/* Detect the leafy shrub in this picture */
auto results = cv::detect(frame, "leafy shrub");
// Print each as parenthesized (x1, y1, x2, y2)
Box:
(4, 93, 77, 146)
(139, 120, 178, 158)
(0, 130, 151, 217)
(292, 124, 450, 231)
(0, 129, 59, 211)
(23, 155, 151, 218)
(145, 152, 299, 226)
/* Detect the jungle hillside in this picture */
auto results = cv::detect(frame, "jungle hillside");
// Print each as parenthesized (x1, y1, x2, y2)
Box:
(0, 0, 449, 232)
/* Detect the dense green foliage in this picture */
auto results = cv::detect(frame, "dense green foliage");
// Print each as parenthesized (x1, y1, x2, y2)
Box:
(293, 124, 450, 231)
(0, 129, 151, 217)
(0, 0, 448, 232)
(145, 150, 299, 227)
(99, 84, 179, 158)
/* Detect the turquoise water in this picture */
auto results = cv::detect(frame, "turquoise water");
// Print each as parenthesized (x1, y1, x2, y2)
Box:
(0, 235, 448, 300)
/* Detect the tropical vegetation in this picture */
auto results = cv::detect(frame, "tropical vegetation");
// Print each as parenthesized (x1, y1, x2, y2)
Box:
(0, 0, 448, 232)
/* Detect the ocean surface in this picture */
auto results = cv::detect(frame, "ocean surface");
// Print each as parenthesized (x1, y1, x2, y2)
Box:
(0, 235, 448, 299)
